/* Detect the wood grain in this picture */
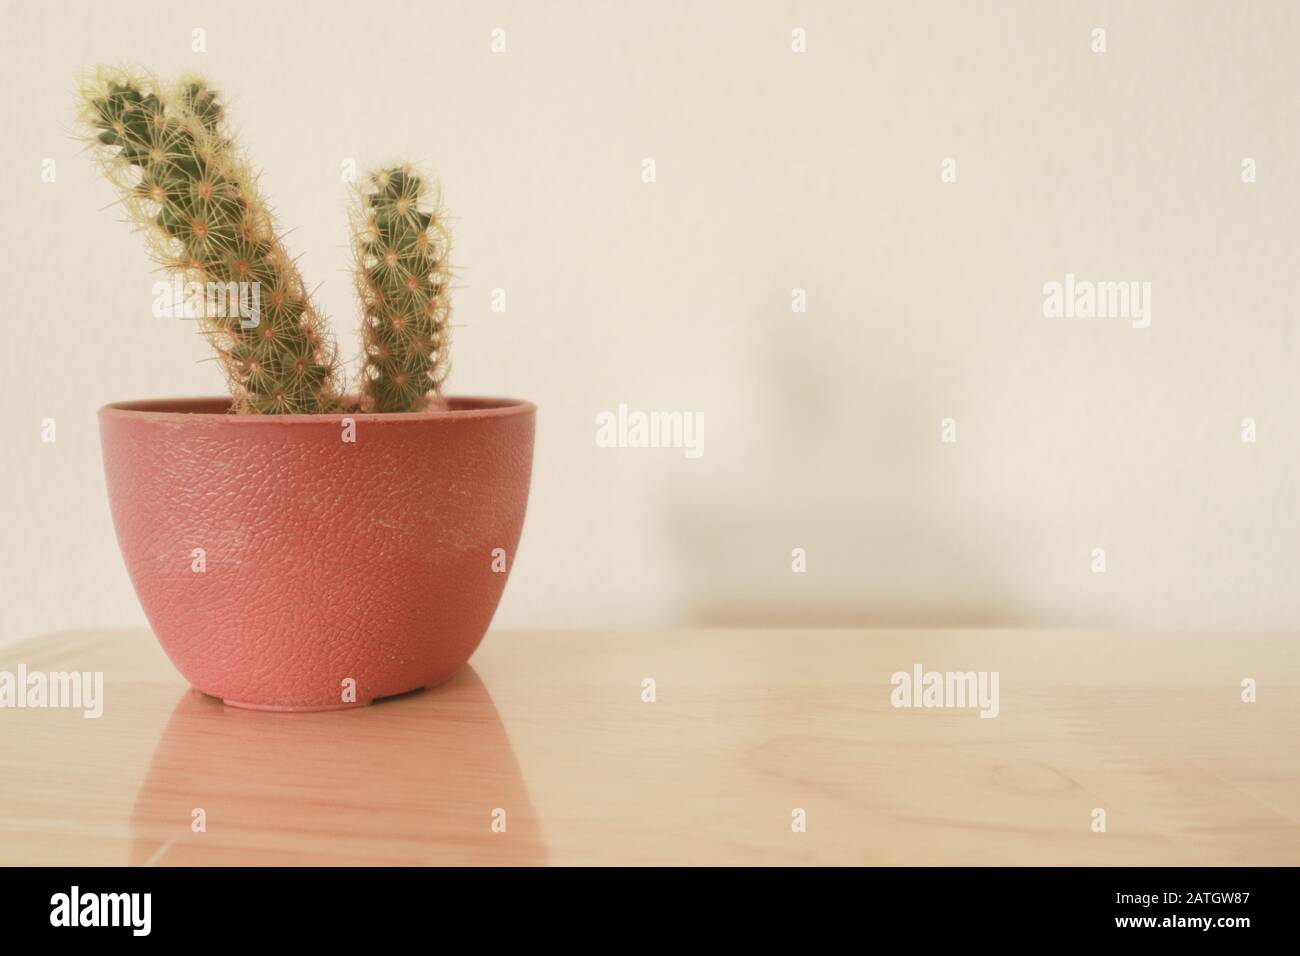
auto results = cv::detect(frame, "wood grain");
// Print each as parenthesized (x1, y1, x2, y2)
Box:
(1, 628, 1296, 865)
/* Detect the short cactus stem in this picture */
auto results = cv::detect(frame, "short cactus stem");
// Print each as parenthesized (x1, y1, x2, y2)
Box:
(353, 165, 452, 413)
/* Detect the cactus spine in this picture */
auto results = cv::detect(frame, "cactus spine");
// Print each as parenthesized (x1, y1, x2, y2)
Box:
(79, 70, 341, 414)
(353, 165, 452, 413)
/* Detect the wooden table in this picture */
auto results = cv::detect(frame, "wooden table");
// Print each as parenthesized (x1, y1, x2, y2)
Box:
(1, 628, 1297, 865)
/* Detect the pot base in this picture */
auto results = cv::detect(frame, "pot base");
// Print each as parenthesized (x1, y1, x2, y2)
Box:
(216, 697, 375, 713)
(200, 665, 468, 712)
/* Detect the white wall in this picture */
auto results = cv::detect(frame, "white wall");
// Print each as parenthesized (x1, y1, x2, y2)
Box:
(3, 0, 1299, 644)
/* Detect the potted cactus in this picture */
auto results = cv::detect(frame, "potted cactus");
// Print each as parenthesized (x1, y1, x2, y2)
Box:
(81, 69, 535, 711)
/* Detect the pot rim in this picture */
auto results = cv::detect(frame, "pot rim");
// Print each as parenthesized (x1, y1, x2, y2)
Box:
(98, 395, 536, 424)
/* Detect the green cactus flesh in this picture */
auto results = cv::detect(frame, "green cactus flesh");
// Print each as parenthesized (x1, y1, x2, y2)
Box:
(82, 74, 341, 414)
(355, 166, 451, 413)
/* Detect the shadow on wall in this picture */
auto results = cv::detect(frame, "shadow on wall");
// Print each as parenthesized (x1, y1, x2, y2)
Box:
(665, 322, 1033, 627)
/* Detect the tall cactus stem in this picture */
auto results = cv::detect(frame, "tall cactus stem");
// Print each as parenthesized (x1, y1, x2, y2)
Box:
(78, 68, 341, 414)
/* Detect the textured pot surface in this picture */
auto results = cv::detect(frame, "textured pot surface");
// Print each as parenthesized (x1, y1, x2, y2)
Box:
(99, 396, 535, 711)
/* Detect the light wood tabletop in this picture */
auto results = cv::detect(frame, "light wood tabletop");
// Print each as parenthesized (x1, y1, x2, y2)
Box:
(1, 628, 1297, 866)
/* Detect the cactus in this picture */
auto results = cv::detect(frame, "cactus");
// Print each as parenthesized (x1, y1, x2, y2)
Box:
(78, 70, 342, 414)
(352, 165, 452, 412)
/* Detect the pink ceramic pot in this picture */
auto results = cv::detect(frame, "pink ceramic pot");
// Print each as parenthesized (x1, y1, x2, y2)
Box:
(99, 396, 535, 711)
